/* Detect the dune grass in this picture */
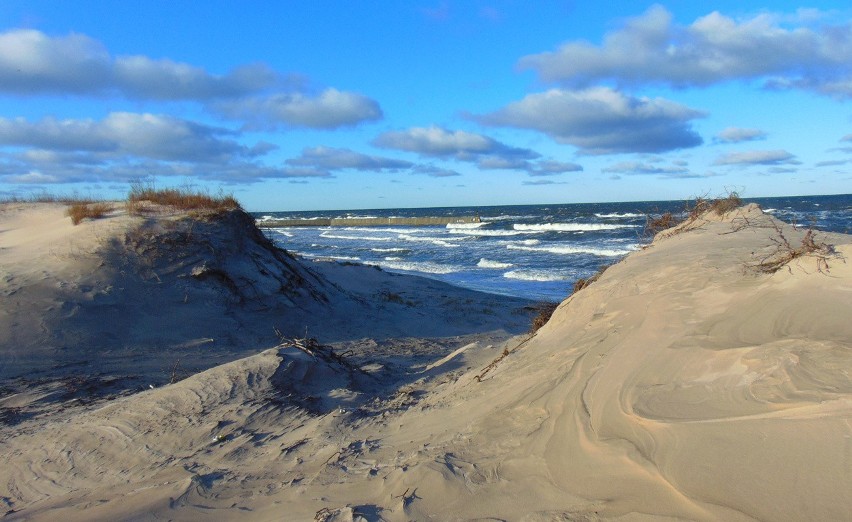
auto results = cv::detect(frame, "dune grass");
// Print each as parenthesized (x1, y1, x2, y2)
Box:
(66, 202, 113, 225)
(645, 192, 744, 236)
(127, 184, 241, 214)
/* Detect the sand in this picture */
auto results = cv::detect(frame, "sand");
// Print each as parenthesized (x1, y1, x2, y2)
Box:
(1, 202, 850, 521)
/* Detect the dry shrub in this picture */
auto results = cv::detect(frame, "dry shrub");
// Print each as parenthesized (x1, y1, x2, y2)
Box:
(530, 302, 559, 333)
(751, 225, 836, 273)
(644, 212, 679, 235)
(645, 192, 744, 236)
(572, 264, 610, 294)
(709, 192, 742, 215)
(66, 202, 112, 225)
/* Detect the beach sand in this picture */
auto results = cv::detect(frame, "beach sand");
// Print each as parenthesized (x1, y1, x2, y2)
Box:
(1, 202, 850, 520)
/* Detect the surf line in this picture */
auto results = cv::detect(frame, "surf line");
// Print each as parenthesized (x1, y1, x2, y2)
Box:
(257, 216, 481, 227)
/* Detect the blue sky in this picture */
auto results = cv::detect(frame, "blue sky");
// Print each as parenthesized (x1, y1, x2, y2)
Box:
(0, 1, 850, 211)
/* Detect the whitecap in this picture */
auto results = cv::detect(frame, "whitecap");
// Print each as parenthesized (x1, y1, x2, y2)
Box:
(446, 222, 485, 229)
(503, 269, 570, 282)
(477, 258, 514, 269)
(513, 223, 638, 232)
(594, 212, 643, 218)
(370, 260, 462, 275)
(507, 244, 634, 257)
(449, 229, 540, 237)
(320, 231, 393, 242)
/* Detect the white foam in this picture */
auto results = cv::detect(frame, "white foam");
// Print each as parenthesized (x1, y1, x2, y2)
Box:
(449, 228, 539, 237)
(594, 212, 643, 218)
(398, 234, 463, 247)
(503, 269, 570, 282)
(320, 231, 393, 242)
(507, 244, 634, 257)
(477, 258, 514, 269)
(371, 247, 410, 253)
(446, 222, 485, 229)
(371, 260, 462, 274)
(271, 229, 294, 237)
(513, 223, 638, 232)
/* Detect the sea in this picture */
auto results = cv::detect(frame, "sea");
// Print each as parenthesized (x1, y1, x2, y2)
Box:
(255, 194, 852, 303)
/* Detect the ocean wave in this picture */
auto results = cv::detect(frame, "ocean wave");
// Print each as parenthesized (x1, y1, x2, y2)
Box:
(371, 247, 411, 253)
(482, 214, 537, 222)
(503, 269, 570, 282)
(449, 228, 540, 237)
(477, 258, 514, 269)
(594, 212, 643, 218)
(370, 260, 462, 275)
(270, 229, 294, 237)
(513, 223, 638, 232)
(398, 234, 463, 247)
(320, 232, 393, 242)
(446, 222, 485, 229)
(507, 244, 634, 257)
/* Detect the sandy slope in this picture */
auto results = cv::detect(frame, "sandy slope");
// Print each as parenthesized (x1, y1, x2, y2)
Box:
(1, 203, 851, 521)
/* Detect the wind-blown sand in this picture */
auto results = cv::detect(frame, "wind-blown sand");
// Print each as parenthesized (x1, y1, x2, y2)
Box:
(1, 202, 850, 521)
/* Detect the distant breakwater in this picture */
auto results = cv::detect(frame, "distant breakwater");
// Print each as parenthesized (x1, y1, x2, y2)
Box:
(257, 216, 481, 228)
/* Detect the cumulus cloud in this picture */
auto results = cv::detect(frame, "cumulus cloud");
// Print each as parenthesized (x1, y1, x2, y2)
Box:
(529, 160, 584, 175)
(473, 87, 704, 155)
(286, 146, 412, 171)
(522, 179, 567, 185)
(373, 125, 538, 161)
(602, 160, 706, 178)
(373, 126, 585, 177)
(213, 89, 383, 130)
(713, 149, 799, 165)
(518, 5, 852, 98)
(715, 127, 767, 143)
(0, 29, 383, 129)
(0, 29, 275, 98)
(0, 113, 331, 184)
(411, 165, 462, 177)
(0, 113, 258, 161)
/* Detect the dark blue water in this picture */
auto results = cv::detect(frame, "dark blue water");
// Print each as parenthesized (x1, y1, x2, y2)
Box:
(256, 194, 852, 302)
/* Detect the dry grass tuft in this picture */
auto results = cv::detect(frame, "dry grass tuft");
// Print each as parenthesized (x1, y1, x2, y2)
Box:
(530, 302, 559, 333)
(128, 187, 241, 214)
(127, 180, 241, 215)
(66, 202, 112, 225)
(572, 264, 611, 294)
(645, 192, 745, 236)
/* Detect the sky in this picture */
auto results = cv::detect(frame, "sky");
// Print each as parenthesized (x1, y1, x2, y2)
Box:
(0, 1, 851, 211)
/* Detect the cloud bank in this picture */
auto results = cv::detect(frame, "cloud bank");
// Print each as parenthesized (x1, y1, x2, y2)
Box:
(0, 28, 382, 129)
(473, 87, 704, 155)
(518, 6, 852, 99)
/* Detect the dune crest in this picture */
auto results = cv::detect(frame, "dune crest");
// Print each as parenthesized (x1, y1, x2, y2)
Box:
(1, 203, 850, 520)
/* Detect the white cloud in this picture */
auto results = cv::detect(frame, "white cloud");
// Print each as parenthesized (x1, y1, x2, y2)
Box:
(715, 127, 767, 143)
(0, 29, 383, 129)
(0, 113, 258, 161)
(411, 165, 462, 177)
(373, 126, 536, 159)
(214, 89, 383, 130)
(518, 6, 852, 98)
(473, 87, 704, 155)
(0, 29, 110, 94)
(530, 160, 584, 175)
(602, 160, 703, 178)
(713, 149, 799, 165)
(286, 146, 412, 171)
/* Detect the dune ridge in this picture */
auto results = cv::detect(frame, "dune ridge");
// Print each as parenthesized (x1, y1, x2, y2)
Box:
(1, 202, 850, 521)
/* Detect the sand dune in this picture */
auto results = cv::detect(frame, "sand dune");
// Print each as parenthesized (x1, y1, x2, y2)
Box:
(1, 203, 850, 520)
